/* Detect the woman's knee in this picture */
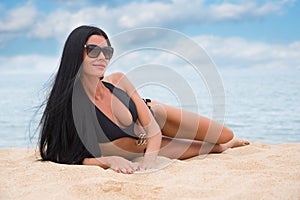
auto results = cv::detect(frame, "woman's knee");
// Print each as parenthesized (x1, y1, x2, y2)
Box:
(219, 127, 234, 144)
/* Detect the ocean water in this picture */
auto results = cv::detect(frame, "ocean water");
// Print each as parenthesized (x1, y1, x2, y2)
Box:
(0, 67, 299, 148)
(221, 68, 300, 144)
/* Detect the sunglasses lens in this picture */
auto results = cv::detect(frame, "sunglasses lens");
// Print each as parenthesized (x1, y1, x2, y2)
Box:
(102, 47, 114, 60)
(86, 45, 101, 58)
(85, 45, 114, 59)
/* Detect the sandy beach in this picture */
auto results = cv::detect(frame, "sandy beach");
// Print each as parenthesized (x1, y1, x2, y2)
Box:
(1, 142, 299, 199)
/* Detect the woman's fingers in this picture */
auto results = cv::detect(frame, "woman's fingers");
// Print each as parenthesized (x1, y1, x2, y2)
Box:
(111, 160, 140, 174)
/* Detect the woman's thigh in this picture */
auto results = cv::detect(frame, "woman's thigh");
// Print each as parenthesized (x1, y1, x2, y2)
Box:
(149, 100, 233, 144)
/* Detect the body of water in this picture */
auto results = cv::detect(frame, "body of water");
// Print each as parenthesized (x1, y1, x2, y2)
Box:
(0, 67, 299, 148)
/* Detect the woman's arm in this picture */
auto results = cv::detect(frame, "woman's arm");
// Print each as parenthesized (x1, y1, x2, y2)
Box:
(111, 72, 162, 169)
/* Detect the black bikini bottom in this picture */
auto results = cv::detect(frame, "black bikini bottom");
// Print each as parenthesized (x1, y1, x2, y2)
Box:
(143, 98, 154, 115)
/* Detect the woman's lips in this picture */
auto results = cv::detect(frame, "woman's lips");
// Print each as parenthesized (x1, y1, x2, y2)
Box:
(93, 63, 106, 69)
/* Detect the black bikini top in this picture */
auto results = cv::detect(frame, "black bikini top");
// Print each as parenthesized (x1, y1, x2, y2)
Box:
(95, 81, 139, 142)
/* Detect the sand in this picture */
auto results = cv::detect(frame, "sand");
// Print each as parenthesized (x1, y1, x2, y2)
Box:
(1, 142, 300, 199)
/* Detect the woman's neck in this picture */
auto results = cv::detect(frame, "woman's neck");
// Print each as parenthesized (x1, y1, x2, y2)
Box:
(80, 75, 106, 102)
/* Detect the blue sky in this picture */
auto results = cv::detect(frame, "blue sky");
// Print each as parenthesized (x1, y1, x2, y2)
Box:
(0, 0, 299, 73)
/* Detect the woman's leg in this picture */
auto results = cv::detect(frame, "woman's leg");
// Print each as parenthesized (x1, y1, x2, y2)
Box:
(149, 100, 234, 144)
(159, 136, 218, 159)
(159, 136, 247, 160)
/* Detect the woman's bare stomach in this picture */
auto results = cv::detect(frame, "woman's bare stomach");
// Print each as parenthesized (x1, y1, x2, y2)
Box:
(99, 137, 147, 160)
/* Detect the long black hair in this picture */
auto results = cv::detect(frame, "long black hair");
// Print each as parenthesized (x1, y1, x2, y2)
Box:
(39, 25, 111, 164)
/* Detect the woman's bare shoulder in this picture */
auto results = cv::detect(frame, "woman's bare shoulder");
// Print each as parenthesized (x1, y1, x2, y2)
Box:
(105, 72, 126, 83)
(104, 72, 128, 89)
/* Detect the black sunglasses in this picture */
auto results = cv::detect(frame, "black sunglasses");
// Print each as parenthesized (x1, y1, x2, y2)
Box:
(84, 44, 114, 60)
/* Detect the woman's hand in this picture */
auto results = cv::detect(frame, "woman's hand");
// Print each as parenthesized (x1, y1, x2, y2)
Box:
(140, 153, 157, 170)
(140, 132, 162, 170)
(100, 156, 140, 174)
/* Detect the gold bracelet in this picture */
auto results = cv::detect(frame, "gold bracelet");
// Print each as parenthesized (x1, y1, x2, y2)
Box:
(136, 133, 147, 145)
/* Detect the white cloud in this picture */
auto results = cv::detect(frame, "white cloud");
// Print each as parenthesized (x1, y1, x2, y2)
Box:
(29, 6, 118, 41)
(0, 2, 37, 32)
(0, 0, 298, 73)
(1, 34, 298, 76)
(107, 31, 300, 71)
(0, 0, 294, 41)
(195, 35, 300, 69)
(255, 0, 295, 15)
(207, 0, 293, 21)
(0, 54, 59, 74)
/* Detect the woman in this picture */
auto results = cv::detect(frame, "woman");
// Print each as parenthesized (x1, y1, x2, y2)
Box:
(39, 25, 249, 174)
